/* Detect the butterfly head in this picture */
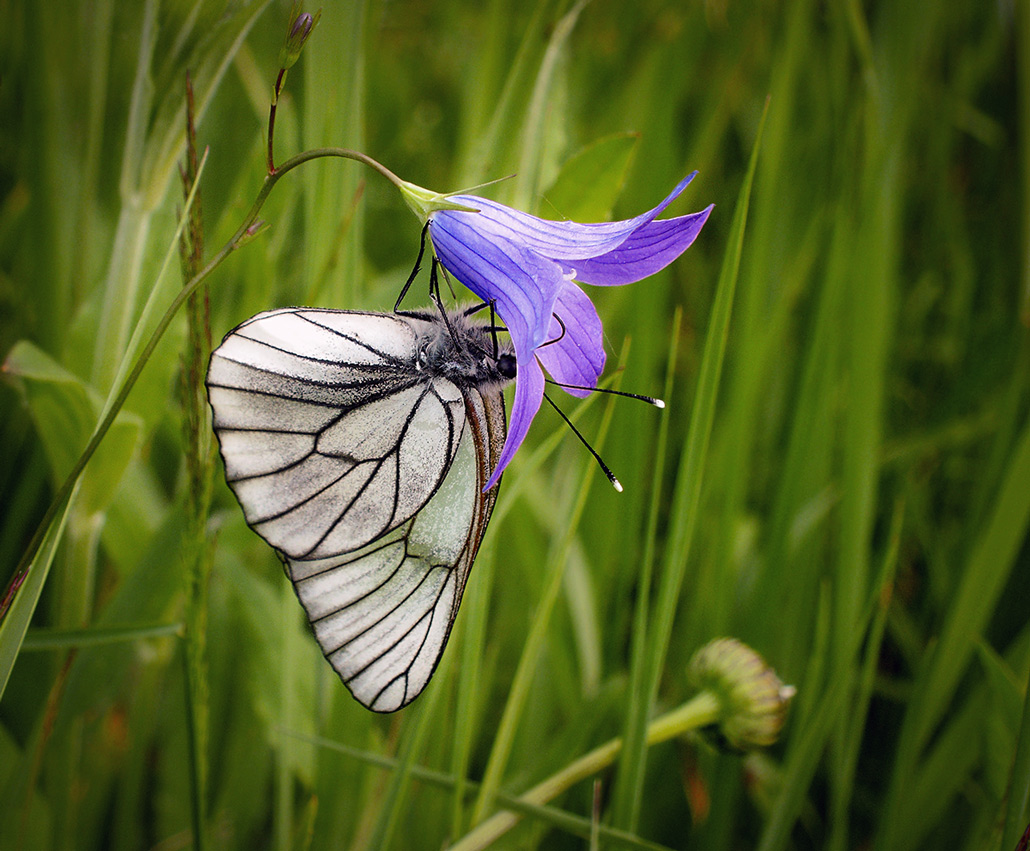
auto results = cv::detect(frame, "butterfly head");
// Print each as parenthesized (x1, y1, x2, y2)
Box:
(496, 352, 516, 380)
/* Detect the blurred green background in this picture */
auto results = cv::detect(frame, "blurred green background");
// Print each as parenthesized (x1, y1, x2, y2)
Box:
(1, 1, 1028, 849)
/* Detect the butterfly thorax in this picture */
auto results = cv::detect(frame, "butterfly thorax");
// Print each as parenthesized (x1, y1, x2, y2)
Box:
(414, 312, 515, 390)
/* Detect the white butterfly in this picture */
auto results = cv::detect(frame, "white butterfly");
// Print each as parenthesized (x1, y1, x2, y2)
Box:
(207, 306, 512, 711)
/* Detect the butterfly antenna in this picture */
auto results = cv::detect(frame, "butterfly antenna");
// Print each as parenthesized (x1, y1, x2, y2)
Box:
(543, 392, 623, 492)
(543, 316, 664, 406)
(462, 300, 508, 341)
(545, 379, 665, 408)
(394, 222, 430, 313)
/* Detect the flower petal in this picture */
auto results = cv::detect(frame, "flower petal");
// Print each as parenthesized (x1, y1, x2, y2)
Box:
(568, 205, 713, 286)
(450, 172, 699, 262)
(430, 211, 565, 348)
(535, 281, 604, 398)
(484, 341, 545, 490)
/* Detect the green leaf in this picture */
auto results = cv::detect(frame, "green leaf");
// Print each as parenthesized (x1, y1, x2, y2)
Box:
(58, 508, 188, 718)
(977, 642, 1026, 801)
(541, 132, 640, 222)
(4, 340, 142, 517)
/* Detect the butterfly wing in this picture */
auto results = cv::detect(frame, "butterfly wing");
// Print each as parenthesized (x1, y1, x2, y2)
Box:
(285, 384, 505, 711)
(208, 306, 508, 711)
(207, 308, 465, 560)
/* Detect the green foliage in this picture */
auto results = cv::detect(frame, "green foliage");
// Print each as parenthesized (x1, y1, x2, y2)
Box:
(1, 1, 1027, 850)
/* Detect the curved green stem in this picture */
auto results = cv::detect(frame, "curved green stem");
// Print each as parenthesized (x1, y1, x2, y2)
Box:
(448, 691, 721, 851)
(2, 146, 400, 619)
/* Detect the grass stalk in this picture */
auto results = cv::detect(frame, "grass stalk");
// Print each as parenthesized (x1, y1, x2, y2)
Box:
(610, 306, 681, 831)
(617, 97, 768, 826)
(451, 692, 720, 851)
(179, 74, 215, 851)
(367, 678, 446, 851)
(1002, 663, 1030, 849)
(471, 350, 626, 823)
(285, 731, 673, 851)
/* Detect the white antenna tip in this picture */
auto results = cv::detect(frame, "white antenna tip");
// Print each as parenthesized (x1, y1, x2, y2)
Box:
(654, 398, 666, 409)
(612, 478, 624, 493)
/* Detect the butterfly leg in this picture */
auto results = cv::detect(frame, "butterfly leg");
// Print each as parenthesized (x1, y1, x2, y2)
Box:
(394, 222, 431, 313)
(427, 259, 461, 343)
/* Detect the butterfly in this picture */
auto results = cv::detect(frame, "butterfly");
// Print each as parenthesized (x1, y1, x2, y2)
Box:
(206, 306, 514, 711)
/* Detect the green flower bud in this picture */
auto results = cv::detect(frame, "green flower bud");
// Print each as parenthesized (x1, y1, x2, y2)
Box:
(279, 9, 320, 71)
(688, 638, 795, 752)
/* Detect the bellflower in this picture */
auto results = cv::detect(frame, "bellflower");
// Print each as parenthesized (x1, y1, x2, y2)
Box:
(406, 173, 712, 489)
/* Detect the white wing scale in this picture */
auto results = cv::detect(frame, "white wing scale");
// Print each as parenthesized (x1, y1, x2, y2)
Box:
(208, 307, 506, 711)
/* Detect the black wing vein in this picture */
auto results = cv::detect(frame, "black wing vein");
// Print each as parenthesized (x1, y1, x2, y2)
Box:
(208, 307, 508, 712)
(292, 311, 414, 366)
(332, 564, 450, 667)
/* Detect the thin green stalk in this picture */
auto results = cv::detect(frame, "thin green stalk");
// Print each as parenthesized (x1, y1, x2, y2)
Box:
(276, 582, 297, 851)
(828, 499, 904, 851)
(1018, 0, 1030, 323)
(450, 692, 720, 851)
(512, 0, 588, 210)
(300, 0, 368, 307)
(91, 0, 158, 391)
(50, 516, 102, 851)
(367, 674, 447, 851)
(1001, 653, 1030, 849)
(285, 731, 674, 851)
(21, 622, 182, 650)
(470, 349, 626, 824)
(611, 306, 682, 831)
(450, 541, 498, 838)
(620, 97, 768, 826)
(71, 0, 115, 308)
(1, 145, 414, 702)
(180, 77, 214, 851)
(181, 638, 206, 851)
(831, 0, 900, 824)
(454, 0, 547, 186)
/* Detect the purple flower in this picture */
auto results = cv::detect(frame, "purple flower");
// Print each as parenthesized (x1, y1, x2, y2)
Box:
(427, 173, 712, 489)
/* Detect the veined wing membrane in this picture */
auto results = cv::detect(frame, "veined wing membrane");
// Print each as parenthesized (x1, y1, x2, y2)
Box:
(208, 308, 465, 560)
(207, 306, 511, 711)
(287, 405, 486, 712)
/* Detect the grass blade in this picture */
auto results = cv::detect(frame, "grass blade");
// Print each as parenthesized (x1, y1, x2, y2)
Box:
(471, 351, 626, 823)
(878, 413, 1030, 849)
(609, 306, 681, 830)
(614, 96, 769, 827)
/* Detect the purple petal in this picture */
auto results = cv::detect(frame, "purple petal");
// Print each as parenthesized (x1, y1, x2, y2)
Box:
(484, 342, 545, 490)
(450, 173, 699, 262)
(430, 212, 565, 348)
(535, 281, 604, 398)
(568, 205, 713, 286)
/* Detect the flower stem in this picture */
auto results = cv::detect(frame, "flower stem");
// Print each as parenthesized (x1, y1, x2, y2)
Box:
(267, 67, 286, 173)
(1, 145, 404, 624)
(449, 691, 721, 851)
